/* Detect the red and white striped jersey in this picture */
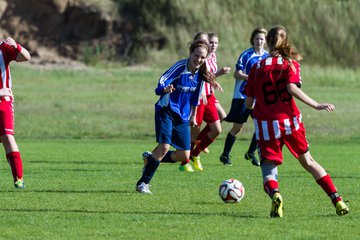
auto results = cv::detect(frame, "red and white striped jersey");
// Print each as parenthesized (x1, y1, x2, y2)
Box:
(0, 41, 18, 90)
(201, 53, 218, 96)
(245, 56, 302, 141)
(253, 115, 303, 140)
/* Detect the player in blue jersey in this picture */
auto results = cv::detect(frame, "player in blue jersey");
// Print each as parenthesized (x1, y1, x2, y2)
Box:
(220, 27, 269, 166)
(136, 40, 214, 194)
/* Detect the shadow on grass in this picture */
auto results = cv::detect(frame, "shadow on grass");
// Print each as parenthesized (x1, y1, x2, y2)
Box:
(29, 160, 122, 165)
(0, 208, 259, 218)
(0, 189, 132, 194)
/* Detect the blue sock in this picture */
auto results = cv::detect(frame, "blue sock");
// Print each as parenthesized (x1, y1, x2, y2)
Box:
(222, 133, 236, 156)
(137, 155, 160, 185)
(247, 132, 257, 154)
(161, 151, 176, 163)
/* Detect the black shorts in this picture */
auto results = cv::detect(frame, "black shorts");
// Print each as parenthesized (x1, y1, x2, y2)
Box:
(224, 98, 252, 124)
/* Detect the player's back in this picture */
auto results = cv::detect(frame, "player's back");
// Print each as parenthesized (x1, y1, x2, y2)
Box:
(250, 57, 301, 121)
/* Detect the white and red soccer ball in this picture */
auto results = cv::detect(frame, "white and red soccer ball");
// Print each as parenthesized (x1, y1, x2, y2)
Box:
(219, 178, 245, 203)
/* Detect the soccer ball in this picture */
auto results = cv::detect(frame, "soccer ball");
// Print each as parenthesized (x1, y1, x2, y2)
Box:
(219, 178, 245, 203)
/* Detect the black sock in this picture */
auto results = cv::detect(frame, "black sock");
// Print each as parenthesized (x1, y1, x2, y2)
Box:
(247, 132, 257, 154)
(137, 155, 160, 185)
(222, 133, 236, 156)
(161, 151, 177, 163)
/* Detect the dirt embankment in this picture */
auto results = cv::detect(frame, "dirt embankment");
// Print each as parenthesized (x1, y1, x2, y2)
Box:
(0, 0, 131, 67)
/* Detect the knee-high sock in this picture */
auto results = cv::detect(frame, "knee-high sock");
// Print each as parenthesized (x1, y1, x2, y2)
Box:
(196, 125, 211, 141)
(137, 155, 160, 185)
(192, 135, 214, 157)
(7, 152, 23, 181)
(161, 151, 177, 163)
(222, 133, 236, 156)
(263, 179, 279, 198)
(247, 132, 257, 154)
(316, 174, 342, 204)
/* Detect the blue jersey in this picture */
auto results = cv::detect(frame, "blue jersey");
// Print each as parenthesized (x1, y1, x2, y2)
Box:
(233, 47, 269, 99)
(155, 59, 203, 122)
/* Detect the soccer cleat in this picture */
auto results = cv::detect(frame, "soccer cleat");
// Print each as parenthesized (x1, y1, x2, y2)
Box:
(335, 201, 349, 216)
(141, 151, 152, 172)
(136, 182, 152, 194)
(14, 178, 25, 189)
(179, 163, 194, 172)
(219, 154, 232, 166)
(270, 192, 283, 218)
(191, 155, 203, 171)
(245, 152, 260, 166)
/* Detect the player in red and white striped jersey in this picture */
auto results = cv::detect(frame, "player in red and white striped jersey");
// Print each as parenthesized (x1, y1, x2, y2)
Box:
(245, 25, 349, 217)
(183, 32, 230, 172)
(0, 37, 30, 189)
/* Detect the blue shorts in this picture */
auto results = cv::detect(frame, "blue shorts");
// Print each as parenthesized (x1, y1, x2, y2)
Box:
(224, 98, 251, 124)
(155, 107, 190, 150)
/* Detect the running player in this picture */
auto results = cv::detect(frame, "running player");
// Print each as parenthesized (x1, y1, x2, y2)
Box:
(245, 25, 349, 217)
(136, 40, 214, 194)
(0, 37, 31, 188)
(220, 27, 268, 166)
(189, 32, 231, 171)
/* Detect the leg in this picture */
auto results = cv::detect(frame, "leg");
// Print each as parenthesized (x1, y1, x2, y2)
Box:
(191, 120, 221, 171)
(219, 123, 243, 165)
(136, 143, 169, 193)
(244, 132, 260, 166)
(261, 159, 283, 218)
(215, 102, 226, 122)
(298, 151, 349, 215)
(1, 135, 24, 188)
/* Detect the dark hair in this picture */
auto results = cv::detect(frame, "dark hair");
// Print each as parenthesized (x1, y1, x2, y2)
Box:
(267, 25, 303, 61)
(189, 40, 215, 83)
(250, 27, 267, 46)
(193, 31, 208, 42)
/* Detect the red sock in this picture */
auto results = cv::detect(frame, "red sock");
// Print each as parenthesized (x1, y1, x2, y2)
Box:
(7, 151, 23, 181)
(181, 159, 190, 165)
(192, 135, 214, 157)
(197, 125, 211, 142)
(316, 174, 342, 203)
(264, 179, 279, 197)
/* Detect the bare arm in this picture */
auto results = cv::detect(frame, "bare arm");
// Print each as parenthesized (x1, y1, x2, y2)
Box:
(215, 66, 231, 77)
(287, 83, 335, 112)
(189, 106, 198, 127)
(4, 37, 31, 62)
(245, 97, 255, 109)
(234, 69, 248, 80)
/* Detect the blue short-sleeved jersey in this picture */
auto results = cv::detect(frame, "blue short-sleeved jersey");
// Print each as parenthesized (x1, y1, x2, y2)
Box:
(155, 59, 203, 122)
(233, 47, 269, 99)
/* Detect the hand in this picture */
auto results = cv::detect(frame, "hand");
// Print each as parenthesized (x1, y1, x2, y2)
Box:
(4, 37, 17, 48)
(315, 103, 335, 112)
(189, 116, 198, 127)
(212, 81, 223, 92)
(221, 67, 231, 74)
(201, 93, 208, 105)
(163, 84, 175, 93)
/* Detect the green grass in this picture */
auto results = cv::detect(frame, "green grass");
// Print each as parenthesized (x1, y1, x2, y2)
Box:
(1, 64, 358, 239)
(0, 139, 357, 239)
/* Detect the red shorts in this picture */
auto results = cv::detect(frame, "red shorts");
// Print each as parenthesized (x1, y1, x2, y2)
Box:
(196, 94, 219, 125)
(0, 97, 15, 135)
(258, 123, 309, 165)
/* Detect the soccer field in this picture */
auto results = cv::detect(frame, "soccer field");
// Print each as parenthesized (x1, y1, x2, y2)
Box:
(0, 65, 358, 239)
(0, 139, 358, 239)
